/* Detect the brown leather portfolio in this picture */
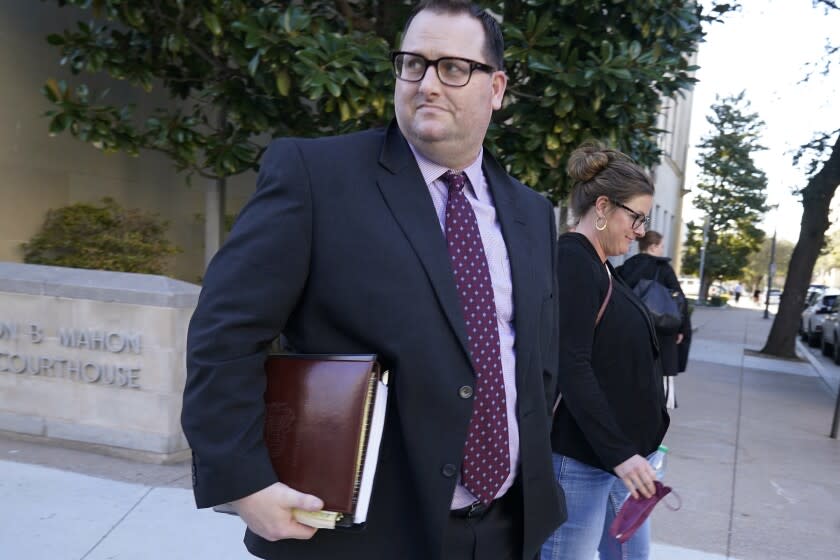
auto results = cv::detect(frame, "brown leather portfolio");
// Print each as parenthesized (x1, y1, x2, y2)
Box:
(263, 353, 388, 528)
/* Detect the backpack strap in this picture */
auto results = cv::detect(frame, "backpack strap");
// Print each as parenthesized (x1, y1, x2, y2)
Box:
(652, 263, 662, 283)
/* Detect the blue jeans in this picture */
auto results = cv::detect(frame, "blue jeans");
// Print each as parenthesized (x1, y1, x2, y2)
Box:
(540, 454, 650, 560)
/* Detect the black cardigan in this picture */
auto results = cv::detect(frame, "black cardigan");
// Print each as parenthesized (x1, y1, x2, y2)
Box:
(551, 233, 669, 472)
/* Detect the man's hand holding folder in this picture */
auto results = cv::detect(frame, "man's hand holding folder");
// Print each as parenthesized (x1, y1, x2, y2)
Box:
(216, 354, 388, 538)
(230, 481, 325, 541)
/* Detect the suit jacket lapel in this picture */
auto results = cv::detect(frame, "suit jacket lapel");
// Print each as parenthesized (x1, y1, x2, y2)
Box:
(376, 123, 472, 365)
(482, 154, 537, 387)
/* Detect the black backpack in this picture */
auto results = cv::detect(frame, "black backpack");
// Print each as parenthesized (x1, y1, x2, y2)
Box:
(634, 267, 683, 335)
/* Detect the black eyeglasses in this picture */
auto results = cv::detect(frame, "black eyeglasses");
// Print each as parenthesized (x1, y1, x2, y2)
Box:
(611, 199, 651, 230)
(391, 51, 496, 87)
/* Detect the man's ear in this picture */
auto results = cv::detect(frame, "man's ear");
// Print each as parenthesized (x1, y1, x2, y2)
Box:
(491, 71, 507, 110)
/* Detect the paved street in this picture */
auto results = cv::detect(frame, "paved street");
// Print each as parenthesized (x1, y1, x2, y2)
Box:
(1, 304, 839, 559)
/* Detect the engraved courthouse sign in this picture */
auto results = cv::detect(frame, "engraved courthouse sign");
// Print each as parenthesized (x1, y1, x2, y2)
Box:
(0, 321, 143, 388)
(0, 263, 200, 461)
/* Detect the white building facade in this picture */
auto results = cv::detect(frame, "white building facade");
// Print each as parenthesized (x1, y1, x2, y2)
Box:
(651, 89, 695, 272)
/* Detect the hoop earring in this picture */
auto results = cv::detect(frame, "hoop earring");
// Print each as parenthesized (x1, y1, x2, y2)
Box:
(595, 215, 607, 231)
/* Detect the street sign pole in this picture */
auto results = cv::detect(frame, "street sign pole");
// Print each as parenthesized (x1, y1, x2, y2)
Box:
(698, 216, 710, 304)
(764, 230, 776, 319)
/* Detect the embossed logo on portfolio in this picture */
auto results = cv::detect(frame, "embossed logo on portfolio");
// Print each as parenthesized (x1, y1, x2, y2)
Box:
(265, 402, 295, 457)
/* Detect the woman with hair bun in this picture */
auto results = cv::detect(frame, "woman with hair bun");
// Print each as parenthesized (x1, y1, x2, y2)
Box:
(541, 142, 669, 560)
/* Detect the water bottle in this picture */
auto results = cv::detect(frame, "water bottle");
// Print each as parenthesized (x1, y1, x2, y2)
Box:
(650, 445, 669, 480)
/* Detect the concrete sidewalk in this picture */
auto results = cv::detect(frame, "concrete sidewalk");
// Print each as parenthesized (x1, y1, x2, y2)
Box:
(651, 305, 840, 559)
(1, 306, 839, 559)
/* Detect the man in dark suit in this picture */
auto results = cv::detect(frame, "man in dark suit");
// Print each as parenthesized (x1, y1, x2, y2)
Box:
(181, 1, 565, 559)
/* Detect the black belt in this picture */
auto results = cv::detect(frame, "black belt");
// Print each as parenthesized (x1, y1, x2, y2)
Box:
(450, 500, 492, 519)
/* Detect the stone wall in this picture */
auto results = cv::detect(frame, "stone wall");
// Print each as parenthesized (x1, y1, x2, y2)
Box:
(0, 263, 199, 463)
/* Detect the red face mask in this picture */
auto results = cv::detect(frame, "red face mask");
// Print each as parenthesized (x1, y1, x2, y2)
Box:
(609, 481, 681, 543)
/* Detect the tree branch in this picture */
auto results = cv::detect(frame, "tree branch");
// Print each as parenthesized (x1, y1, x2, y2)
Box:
(505, 87, 541, 100)
(148, 0, 235, 78)
(335, 0, 374, 32)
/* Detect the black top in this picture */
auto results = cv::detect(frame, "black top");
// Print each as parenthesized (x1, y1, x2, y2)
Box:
(551, 233, 669, 471)
(617, 253, 692, 376)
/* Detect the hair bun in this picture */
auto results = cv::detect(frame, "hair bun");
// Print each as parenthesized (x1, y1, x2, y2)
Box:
(566, 142, 611, 183)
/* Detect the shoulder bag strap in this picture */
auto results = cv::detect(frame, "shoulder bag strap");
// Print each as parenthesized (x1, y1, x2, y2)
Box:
(554, 263, 613, 415)
(595, 264, 613, 327)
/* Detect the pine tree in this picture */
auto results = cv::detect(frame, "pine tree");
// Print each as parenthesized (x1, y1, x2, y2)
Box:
(682, 92, 769, 300)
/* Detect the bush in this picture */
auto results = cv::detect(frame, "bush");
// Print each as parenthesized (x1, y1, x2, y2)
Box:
(22, 197, 180, 274)
(708, 294, 730, 307)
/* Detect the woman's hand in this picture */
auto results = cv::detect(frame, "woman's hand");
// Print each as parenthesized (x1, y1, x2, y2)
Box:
(676, 333, 684, 344)
(614, 454, 656, 499)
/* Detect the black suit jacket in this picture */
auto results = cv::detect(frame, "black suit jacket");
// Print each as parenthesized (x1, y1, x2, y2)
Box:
(182, 122, 565, 560)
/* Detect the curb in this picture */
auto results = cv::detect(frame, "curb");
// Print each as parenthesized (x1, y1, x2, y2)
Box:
(795, 338, 839, 396)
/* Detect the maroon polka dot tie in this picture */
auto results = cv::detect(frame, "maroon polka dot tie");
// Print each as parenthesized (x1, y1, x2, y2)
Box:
(442, 171, 510, 505)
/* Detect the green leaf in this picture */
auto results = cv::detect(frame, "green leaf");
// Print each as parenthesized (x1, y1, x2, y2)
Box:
(600, 41, 613, 62)
(43, 79, 63, 103)
(48, 113, 70, 135)
(248, 52, 260, 76)
(339, 100, 351, 121)
(526, 11, 537, 36)
(46, 33, 65, 46)
(203, 11, 223, 36)
(325, 80, 341, 97)
(610, 68, 633, 81)
(275, 70, 291, 96)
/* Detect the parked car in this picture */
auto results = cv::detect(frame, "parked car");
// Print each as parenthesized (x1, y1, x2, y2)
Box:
(709, 283, 729, 297)
(801, 290, 840, 347)
(805, 285, 828, 309)
(765, 288, 782, 305)
(679, 277, 700, 299)
(820, 311, 840, 364)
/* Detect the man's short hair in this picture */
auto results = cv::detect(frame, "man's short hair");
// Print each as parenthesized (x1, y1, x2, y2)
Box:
(401, 0, 505, 71)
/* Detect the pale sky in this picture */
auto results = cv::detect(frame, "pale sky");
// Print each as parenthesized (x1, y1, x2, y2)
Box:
(684, 0, 840, 243)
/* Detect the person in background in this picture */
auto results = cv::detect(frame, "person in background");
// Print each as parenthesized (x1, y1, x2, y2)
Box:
(541, 142, 669, 560)
(733, 282, 743, 304)
(181, 2, 566, 559)
(618, 230, 691, 409)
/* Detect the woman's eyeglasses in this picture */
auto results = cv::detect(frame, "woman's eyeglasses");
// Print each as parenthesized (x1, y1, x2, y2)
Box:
(610, 199, 651, 230)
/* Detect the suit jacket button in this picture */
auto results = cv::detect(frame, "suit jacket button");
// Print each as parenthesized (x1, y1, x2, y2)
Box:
(458, 385, 474, 399)
(441, 463, 457, 478)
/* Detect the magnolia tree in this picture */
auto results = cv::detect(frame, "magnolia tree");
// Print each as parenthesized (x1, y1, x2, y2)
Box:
(42, 0, 733, 264)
